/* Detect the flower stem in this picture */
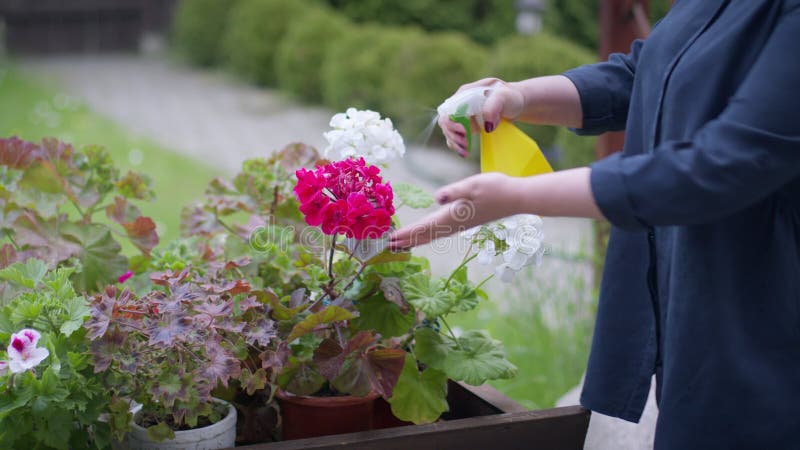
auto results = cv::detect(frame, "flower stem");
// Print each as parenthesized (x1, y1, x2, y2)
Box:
(443, 253, 477, 290)
(339, 262, 367, 297)
(216, 216, 247, 242)
(474, 274, 494, 291)
(439, 317, 464, 351)
(328, 235, 337, 281)
(4, 230, 19, 250)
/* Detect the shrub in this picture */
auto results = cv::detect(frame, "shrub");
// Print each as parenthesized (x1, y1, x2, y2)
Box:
(172, 0, 239, 66)
(274, 6, 350, 102)
(326, 0, 515, 44)
(380, 31, 489, 136)
(322, 25, 422, 112)
(222, 0, 308, 85)
(486, 32, 595, 151)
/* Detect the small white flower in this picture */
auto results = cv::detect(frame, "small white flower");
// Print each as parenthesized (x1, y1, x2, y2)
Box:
(7, 328, 49, 374)
(494, 263, 517, 283)
(481, 214, 546, 283)
(0, 360, 7, 376)
(323, 108, 405, 165)
(477, 240, 496, 265)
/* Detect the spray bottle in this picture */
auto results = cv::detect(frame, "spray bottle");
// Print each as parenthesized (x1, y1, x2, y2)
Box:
(437, 86, 553, 177)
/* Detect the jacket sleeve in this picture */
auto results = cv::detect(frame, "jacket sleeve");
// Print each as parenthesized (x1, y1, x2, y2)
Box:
(590, 5, 800, 230)
(562, 39, 644, 136)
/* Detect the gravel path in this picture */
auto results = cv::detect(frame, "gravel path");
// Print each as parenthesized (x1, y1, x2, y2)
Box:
(20, 54, 655, 448)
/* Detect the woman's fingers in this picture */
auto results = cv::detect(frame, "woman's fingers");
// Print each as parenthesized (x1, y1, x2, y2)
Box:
(388, 200, 475, 249)
(439, 117, 469, 156)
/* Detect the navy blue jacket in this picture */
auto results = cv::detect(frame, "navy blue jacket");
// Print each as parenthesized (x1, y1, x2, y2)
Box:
(563, 1, 800, 448)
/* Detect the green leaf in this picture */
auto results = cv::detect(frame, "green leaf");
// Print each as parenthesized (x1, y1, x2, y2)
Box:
(60, 297, 89, 337)
(402, 273, 455, 318)
(387, 354, 448, 424)
(258, 290, 304, 321)
(0, 259, 48, 289)
(0, 381, 34, 416)
(151, 372, 190, 408)
(448, 280, 480, 312)
(240, 367, 267, 395)
(279, 361, 325, 396)
(287, 306, 355, 342)
(413, 328, 451, 370)
(352, 293, 414, 338)
(42, 411, 72, 450)
(365, 249, 411, 266)
(60, 223, 128, 293)
(445, 330, 518, 385)
(415, 328, 517, 386)
(43, 266, 77, 301)
(146, 421, 175, 442)
(395, 183, 434, 209)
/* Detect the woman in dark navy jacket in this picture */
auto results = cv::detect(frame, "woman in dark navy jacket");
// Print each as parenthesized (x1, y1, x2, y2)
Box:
(391, 0, 800, 447)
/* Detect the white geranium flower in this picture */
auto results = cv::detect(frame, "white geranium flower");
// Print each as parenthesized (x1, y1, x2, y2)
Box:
(494, 263, 517, 283)
(463, 214, 545, 283)
(477, 239, 496, 265)
(323, 108, 405, 164)
(7, 328, 49, 373)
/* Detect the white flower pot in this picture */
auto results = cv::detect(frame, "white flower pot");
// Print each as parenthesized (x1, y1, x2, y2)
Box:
(125, 398, 236, 450)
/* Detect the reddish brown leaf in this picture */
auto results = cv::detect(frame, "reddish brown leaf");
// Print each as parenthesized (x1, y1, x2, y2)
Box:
(314, 338, 345, 381)
(364, 348, 407, 398)
(122, 216, 159, 255)
(0, 243, 18, 269)
(106, 196, 140, 225)
(0, 137, 44, 169)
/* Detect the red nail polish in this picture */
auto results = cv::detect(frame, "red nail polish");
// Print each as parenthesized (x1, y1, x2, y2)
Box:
(437, 194, 449, 204)
(485, 122, 495, 133)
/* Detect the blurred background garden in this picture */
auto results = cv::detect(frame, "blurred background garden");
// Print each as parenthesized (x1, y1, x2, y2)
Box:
(0, 0, 670, 413)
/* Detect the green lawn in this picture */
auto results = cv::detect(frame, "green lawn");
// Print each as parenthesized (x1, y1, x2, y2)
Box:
(0, 62, 221, 244)
(451, 256, 597, 409)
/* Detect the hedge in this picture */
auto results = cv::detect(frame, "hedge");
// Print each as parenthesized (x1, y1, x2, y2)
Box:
(274, 6, 351, 103)
(321, 25, 423, 113)
(380, 31, 489, 136)
(173, 0, 239, 66)
(222, 0, 309, 85)
(325, 0, 515, 45)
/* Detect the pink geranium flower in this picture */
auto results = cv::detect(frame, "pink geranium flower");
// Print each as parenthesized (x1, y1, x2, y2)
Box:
(7, 328, 49, 373)
(294, 158, 394, 240)
(118, 271, 134, 284)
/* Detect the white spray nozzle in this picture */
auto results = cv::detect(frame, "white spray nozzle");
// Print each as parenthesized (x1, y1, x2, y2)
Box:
(436, 86, 495, 120)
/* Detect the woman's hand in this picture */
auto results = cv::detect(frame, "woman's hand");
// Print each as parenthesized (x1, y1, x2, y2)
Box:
(390, 168, 604, 249)
(389, 172, 522, 249)
(439, 78, 524, 157)
(439, 75, 584, 157)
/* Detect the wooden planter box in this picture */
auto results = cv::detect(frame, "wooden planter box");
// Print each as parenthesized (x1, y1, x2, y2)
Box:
(234, 382, 591, 450)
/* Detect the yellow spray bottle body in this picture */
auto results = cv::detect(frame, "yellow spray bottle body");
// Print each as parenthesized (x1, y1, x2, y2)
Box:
(437, 86, 553, 178)
(480, 119, 553, 177)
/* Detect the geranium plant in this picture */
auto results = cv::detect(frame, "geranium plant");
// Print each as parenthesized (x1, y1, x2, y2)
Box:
(0, 137, 159, 295)
(179, 109, 540, 426)
(84, 258, 275, 442)
(0, 258, 112, 449)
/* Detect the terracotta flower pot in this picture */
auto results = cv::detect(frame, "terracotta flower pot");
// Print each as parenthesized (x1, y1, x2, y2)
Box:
(372, 397, 414, 429)
(277, 390, 380, 440)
